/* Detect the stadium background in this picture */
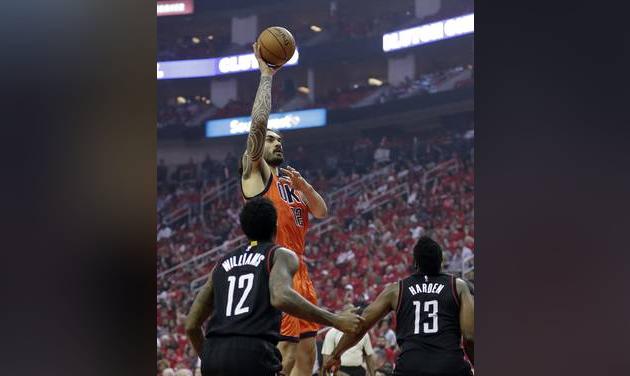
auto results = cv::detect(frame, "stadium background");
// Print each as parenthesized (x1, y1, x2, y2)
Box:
(156, 0, 474, 375)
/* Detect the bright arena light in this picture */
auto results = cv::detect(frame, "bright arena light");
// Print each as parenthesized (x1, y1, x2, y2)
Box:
(157, 49, 300, 80)
(368, 78, 383, 86)
(382, 13, 474, 52)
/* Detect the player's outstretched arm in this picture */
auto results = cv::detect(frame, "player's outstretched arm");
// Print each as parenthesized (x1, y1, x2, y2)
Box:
(185, 268, 215, 356)
(322, 282, 400, 375)
(279, 165, 328, 218)
(269, 247, 363, 332)
(241, 42, 278, 180)
(457, 278, 474, 365)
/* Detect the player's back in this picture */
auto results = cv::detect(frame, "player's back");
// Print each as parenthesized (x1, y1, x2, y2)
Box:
(205, 241, 282, 344)
(394, 273, 472, 376)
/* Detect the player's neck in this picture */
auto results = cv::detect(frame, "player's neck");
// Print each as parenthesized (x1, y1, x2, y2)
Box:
(271, 166, 279, 176)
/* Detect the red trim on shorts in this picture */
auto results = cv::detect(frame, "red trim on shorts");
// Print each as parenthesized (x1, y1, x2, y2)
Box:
(460, 337, 474, 371)
(451, 275, 460, 307)
(395, 280, 404, 314)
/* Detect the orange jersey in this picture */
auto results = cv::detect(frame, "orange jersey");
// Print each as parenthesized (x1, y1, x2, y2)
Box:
(244, 173, 309, 256)
(242, 172, 318, 339)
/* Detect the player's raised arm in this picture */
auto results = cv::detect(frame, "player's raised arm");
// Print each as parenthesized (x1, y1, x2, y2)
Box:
(269, 247, 363, 333)
(457, 278, 474, 365)
(185, 268, 216, 356)
(322, 282, 400, 375)
(241, 43, 279, 180)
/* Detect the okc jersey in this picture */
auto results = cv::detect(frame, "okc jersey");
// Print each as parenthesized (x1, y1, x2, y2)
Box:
(242, 171, 319, 340)
(243, 173, 309, 256)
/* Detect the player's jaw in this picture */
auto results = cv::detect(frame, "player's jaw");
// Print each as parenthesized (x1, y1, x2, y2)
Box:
(264, 146, 284, 167)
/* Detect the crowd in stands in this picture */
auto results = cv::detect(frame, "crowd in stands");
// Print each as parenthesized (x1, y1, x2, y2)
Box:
(158, 96, 214, 129)
(157, 123, 474, 375)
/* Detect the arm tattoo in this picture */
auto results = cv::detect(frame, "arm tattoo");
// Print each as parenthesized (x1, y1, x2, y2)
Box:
(246, 75, 272, 162)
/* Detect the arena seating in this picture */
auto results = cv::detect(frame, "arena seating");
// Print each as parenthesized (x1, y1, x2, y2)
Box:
(157, 0, 473, 60)
(157, 65, 473, 130)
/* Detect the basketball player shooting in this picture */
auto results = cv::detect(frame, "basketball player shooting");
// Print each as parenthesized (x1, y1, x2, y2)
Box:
(321, 237, 474, 376)
(185, 198, 364, 375)
(239, 42, 330, 376)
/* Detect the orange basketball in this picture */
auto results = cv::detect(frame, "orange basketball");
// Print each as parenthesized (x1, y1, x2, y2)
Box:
(257, 26, 296, 67)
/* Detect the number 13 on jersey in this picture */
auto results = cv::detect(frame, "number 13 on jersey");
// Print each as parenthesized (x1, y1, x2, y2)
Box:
(413, 300, 439, 334)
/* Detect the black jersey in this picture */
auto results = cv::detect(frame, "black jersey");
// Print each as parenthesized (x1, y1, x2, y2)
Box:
(205, 242, 282, 344)
(394, 273, 471, 375)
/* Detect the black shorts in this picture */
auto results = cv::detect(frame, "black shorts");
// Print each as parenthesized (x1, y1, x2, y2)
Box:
(201, 336, 283, 376)
(339, 365, 366, 376)
(393, 352, 472, 376)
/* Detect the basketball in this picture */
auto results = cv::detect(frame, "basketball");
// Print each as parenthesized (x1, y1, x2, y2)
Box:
(257, 26, 296, 67)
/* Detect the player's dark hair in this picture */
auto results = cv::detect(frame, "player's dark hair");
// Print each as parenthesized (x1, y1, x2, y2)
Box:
(239, 197, 277, 242)
(413, 236, 443, 276)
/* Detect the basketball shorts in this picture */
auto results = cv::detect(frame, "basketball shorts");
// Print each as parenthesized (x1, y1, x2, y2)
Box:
(393, 352, 473, 376)
(201, 336, 283, 376)
(279, 260, 320, 342)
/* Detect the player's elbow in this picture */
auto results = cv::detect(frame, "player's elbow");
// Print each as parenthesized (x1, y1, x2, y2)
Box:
(312, 205, 328, 219)
(270, 288, 290, 310)
(462, 326, 474, 341)
(184, 316, 199, 334)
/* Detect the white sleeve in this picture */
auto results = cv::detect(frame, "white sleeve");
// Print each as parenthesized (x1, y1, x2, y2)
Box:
(321, 329, 336, 355)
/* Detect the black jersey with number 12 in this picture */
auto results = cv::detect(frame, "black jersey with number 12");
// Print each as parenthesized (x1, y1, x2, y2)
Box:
(205, 242, 282, 344)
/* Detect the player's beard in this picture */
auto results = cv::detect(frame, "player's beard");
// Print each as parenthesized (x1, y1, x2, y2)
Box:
(265, 155, 284, 167)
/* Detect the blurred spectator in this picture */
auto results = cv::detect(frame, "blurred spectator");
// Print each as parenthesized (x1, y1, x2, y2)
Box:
(321, 304, 377, 376)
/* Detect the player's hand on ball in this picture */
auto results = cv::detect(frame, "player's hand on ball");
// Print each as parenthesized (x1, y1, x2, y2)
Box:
(252, 42, 280, 76)
(320, 356, 341, 376)
(279, 166, 310, 192)
(333, 307, 365, 334)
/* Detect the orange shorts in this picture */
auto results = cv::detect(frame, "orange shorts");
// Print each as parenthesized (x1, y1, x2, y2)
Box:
(279, 260, 320, 342)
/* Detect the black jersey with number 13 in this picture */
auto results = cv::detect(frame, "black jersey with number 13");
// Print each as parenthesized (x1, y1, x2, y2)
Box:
(205, 242, 282, 344)
(395, 273, 472, 375)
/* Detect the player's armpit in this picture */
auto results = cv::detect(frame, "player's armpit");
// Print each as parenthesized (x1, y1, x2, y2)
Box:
(241, 151, 271, 198)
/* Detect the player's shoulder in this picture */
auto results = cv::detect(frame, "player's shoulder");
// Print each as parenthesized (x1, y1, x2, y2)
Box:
(382, 280, 401, 298)
(273, 245, 296, 255)
(270, 246, 299, 265)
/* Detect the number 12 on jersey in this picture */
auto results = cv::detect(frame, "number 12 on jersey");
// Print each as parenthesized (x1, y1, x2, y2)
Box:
(226, 273, 254, 317)
(413, 300, 439, 334)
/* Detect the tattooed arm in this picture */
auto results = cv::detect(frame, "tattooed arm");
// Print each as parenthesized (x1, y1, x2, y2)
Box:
(241, 42, 279, 188)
